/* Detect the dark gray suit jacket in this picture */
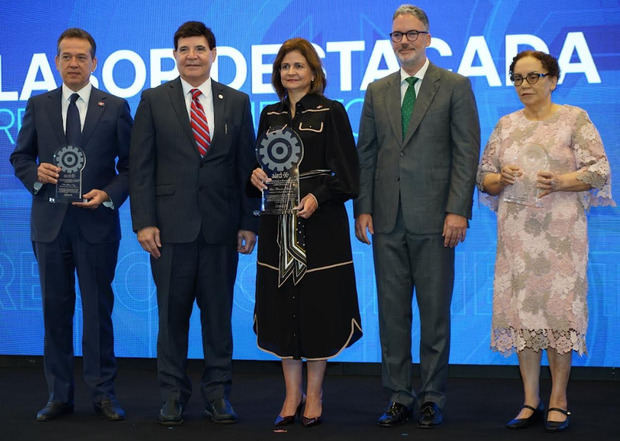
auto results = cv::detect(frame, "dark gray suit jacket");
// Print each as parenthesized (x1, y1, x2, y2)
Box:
(129, 77, 258, 244)
(10, 87, 132, 243)
(354, 63, 480, 234)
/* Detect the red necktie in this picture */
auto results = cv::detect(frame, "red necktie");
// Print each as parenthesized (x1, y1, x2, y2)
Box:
(190, 88, 211, 156)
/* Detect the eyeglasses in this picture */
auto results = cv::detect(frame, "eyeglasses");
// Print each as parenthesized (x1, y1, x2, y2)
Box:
(510, 72, 550, 86)
(389, 30, 429, 43)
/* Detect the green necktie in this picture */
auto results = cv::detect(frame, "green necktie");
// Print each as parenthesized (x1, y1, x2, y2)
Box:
(401, 76, 418, 139)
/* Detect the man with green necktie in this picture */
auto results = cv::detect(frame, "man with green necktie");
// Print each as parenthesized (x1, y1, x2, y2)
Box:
(354, 4, 480, 429)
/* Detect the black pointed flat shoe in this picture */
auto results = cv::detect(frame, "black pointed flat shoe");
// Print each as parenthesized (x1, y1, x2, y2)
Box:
(505, 402, 545, 429)
(544, 407, 571, 432)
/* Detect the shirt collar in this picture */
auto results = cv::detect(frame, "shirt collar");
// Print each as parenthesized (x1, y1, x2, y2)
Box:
(282, 93, 322, 111)
(180, 77, 212, 97)
(62, 82, 92, 103)
(400, 58, 430, 84)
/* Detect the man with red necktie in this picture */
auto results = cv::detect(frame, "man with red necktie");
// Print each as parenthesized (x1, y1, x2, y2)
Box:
(129, 21, 258, 426)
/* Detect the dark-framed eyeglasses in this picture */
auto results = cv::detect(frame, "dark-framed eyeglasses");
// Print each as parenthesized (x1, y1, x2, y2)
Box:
(389, 30, 429, 43)
(510, 72, 550, 86)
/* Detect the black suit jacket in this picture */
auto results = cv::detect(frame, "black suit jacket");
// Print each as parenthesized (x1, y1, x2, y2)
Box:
(129, 77, 258, 244)
(10, 87, 132, 243)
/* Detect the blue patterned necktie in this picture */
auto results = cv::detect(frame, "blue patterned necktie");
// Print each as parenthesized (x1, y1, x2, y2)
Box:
(401, 77, 418, 139)
(66, 93, 81, 146)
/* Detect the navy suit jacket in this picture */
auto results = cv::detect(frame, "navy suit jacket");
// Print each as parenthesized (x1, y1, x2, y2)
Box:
(10, 86, 132, 243)
(129, 77, 259, 244)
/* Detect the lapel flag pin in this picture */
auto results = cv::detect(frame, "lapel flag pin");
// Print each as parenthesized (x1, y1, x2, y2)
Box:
(98, 101, 105, 107)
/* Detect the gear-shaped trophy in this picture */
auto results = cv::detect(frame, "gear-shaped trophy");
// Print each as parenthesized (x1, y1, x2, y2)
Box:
(256, 127, 304, 214)
(257, 127, 303, 172)
(51, 145, 87, 203)
(55, 146, 86, 173)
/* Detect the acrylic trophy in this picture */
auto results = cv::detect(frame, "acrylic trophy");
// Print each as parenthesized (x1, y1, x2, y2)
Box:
(256, 127, 304, 214)
(503, 144, 549, 207)
(52, 145, 86, 203)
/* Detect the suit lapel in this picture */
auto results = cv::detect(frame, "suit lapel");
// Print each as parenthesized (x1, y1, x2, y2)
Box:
(210, 80, 226, 155)
(46, 88, 65, 147)
(384, 72, 403, 144)
(404, 62, 440, 145)
(81, 87, 106, 148)
(167, 77, 196, 149)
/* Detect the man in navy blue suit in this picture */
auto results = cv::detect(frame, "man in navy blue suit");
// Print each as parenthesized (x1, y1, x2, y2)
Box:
(10, 28, 132, 422)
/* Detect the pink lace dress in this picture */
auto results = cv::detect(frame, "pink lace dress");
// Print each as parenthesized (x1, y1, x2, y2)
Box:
(477, 105, 614, 356)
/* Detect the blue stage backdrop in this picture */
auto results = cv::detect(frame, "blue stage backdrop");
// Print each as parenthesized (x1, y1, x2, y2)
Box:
(0, 0, 618, 366)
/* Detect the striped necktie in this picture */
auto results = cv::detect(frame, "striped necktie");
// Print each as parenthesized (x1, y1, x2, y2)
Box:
(190, 88, 211, 156)
(401, 77, 418, 139)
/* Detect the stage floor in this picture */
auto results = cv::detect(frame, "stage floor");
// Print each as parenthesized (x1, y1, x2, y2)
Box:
(0, 360, 618, 441)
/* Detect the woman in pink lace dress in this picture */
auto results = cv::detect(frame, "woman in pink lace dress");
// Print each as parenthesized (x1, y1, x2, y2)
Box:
(477, 51, 613, 432)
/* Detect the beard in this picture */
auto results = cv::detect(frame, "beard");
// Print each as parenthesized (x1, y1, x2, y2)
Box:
(395, 46, 420, 67)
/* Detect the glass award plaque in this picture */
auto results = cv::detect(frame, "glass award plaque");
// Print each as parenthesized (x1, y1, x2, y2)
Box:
(256, 127, 304, 215)
(51, 145, 86, 203)
(503, 144, 549, 207)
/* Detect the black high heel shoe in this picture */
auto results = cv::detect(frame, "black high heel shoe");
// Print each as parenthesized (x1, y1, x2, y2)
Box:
(544, 408, 571, 432)
(273, 397, 305, 430)
(301, 415, 322, 427)
(505, 401, 545, 429)
(301, 398, 322, 428)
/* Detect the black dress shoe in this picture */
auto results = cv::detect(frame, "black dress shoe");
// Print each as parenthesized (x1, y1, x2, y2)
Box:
(544, 408, 571, 432)
(377, 401, 411, 427)
(204, 398, 238, 424)
(417, 401, 443, 428)
(36, 401, 74, 422)
(505, 402, 545, 429)
(158, 400, 184, 426)
(94, 397, 126, 421)
(274, 397, 305, 430)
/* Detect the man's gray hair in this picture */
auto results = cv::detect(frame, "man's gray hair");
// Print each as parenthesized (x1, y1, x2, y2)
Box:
(393, 4, 429, 31)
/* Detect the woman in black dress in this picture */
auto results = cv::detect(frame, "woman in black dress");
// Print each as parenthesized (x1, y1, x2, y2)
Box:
(250, 38, 362, 429)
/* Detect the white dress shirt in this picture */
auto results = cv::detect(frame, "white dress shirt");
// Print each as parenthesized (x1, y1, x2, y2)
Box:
(61, 82, 91, 132)
(400, 57, 430, 104)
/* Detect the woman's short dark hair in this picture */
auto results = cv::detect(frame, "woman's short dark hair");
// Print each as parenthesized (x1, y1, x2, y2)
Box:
(509, 50, 560, 79)
(271, 38, 326, 100)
